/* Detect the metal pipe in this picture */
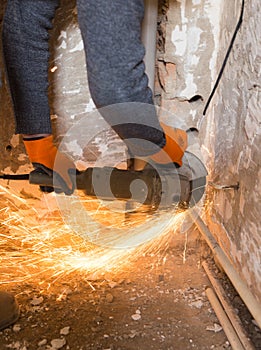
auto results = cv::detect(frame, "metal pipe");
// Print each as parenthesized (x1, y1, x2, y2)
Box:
(203, 261, 255, 350)
(206, 288, 245, 350)
(189, 209, 261, 329)
(141, 0, 159, 93)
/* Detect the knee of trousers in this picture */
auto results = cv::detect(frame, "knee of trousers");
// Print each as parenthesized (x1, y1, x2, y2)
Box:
(88, 75, 153, 109)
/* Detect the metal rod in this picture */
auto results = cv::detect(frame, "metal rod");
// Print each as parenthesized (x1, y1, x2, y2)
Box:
(203, 261, 255, 350)
(189, 209, 261, 329)
(206, 287, 245, 350)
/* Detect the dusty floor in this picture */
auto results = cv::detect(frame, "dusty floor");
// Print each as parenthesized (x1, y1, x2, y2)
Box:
(1, 242, 231, 350)
(0, 181, 260, 350)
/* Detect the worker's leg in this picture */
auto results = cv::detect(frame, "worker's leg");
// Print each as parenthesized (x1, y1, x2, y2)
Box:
(77, 0, 187, 165)
(77, 0, 166, 157)
(2, 0, 75, 194)
(2, 0, 59, 135)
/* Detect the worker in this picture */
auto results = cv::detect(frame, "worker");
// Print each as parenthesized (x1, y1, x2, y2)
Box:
(0, 0, 188, 327)
(2, 0, 187, 195)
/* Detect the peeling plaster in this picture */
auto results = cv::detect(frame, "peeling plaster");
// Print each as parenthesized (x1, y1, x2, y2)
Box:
(203, 0, 261, 301)
(241, 145, 252, 170)
(65, 140, 83, 158)
(179, 73, 197, 98)
(10, 134, 20, 148)
(3, 164, 33, 175)
(94, 137, 109, 155)
(171, 25, 187, 57)
(171, 12, 203, 97)
(164, 0, 261, 300)
(50, 7, 91, 134)
(245, 90, 261, 142)
(204, 0, 222, 82)
(17, 154, 27, 162)
(192, 0, 201, 5)
(168, 0, 222, 124)
(59, 40, 67, 50)
(59, 30, 67, 39)
(85, 99, 96, 113)
(69, 38, 84, 53)
(240, 227, 261, 288)
(214, 192, 233, 223)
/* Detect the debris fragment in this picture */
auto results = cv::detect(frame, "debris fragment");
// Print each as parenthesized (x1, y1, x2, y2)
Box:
(60, 326, 70, 335)
(105, 293, 114, 303)
(38, 339, 47, 347)
(50, 338, 66, 349)
(5, 341, 27, 350)
(12, 324, 21, 332)
(30, 296, 44, 306)
(206, 323, 223, 333)
(189, 300, 204, 309)
(131, 310, 141, 321)
(108, 281, 117, 289)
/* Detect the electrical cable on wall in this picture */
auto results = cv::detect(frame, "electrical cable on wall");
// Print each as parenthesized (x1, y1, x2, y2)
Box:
(202, 0, 245, 116)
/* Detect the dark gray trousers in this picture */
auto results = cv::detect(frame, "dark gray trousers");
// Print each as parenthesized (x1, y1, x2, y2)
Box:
(2, 0, 165, 156)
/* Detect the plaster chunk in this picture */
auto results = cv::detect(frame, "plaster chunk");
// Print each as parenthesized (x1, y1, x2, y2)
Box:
(10, 134, 20, 148)
(69, 38, 84, 53)
(171, 25, 187, 57)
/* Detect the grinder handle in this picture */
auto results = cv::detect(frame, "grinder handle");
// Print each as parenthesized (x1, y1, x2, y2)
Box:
(29, 168, 87, 189)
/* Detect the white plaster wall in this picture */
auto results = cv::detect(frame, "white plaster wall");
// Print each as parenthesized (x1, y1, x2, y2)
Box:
(158, 0, 223, 131)
(202, 0, 261, 301)
(164, 0, 260, 301)
(50, 2, 93, 131)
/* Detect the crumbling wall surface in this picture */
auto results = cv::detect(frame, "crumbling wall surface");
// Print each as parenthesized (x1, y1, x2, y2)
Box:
(161, 0, 260, 301)
(50, 0, 93, 135)
(157, 0, 222, 129)
(202, 0, 261, 301)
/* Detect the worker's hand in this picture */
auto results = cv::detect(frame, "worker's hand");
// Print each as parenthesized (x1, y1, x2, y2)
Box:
(23, 135, 76, 195)
(150, 123, 188, 167)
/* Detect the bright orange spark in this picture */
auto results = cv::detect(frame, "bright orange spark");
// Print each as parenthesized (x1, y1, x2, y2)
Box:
(0, 182, 186, 288)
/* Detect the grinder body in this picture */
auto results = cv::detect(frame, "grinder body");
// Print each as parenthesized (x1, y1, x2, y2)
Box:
(29, 152, 207, 209)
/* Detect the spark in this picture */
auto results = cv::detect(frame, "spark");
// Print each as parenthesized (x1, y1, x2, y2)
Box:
(182, 231, 188, 264)
(0, 182, 186, 289)
(50, 66, 58, 73)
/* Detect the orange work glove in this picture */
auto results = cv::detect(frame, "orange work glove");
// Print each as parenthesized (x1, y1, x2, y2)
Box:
(23, 135, 75, 195)
(150, 123, 187, 167)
